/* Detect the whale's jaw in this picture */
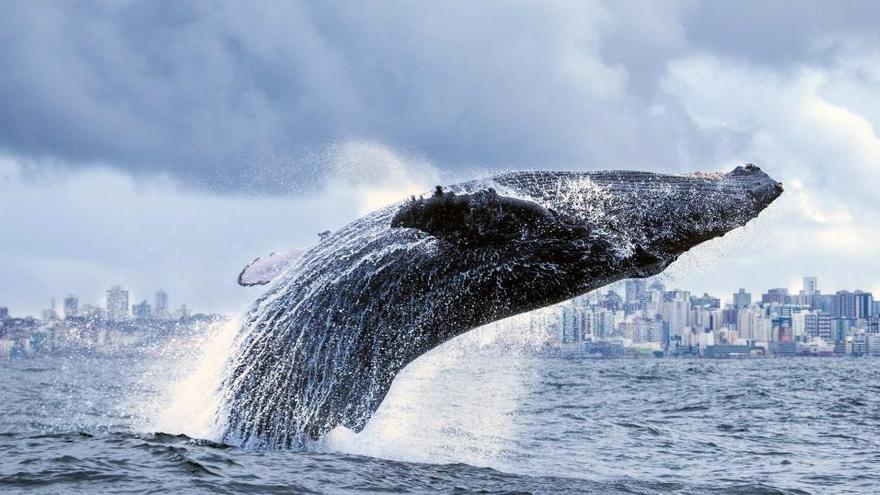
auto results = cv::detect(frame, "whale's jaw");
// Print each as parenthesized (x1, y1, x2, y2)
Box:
(220, 165, 782, 448)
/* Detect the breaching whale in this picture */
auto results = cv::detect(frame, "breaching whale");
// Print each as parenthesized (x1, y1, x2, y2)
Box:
(220, 165, 783, 448)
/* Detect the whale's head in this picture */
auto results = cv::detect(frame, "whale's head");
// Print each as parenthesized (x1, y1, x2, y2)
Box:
(519, 164, 784, 277)
(392, 164, 782, 301)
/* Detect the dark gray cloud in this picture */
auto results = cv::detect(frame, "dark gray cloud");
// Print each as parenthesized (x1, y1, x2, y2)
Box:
(0, 1, 704, 193)
(3, 1, 876, 194)
(682, 0, 880, 66)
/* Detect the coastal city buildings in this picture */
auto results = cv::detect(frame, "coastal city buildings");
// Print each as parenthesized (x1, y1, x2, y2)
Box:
(538, 276, 879, 358)
(3, 276, 880, 360)
(0, 286, 222, 358)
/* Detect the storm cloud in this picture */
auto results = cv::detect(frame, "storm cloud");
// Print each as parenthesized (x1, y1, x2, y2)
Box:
(0, 1, 725, 191)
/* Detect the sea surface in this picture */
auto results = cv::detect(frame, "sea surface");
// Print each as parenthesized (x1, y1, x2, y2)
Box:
(2, 330, 880, 494)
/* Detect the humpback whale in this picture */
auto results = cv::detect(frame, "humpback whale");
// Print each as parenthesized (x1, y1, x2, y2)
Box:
(221, 165, 782, 448)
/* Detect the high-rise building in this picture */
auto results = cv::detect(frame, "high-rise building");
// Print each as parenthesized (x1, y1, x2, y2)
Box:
(830, 291, 871, 319)
(733, 289, 752, 309)
(42, 298, 57, 321)
(155, 290, 169, 320)
(63, 295, 79, 319)
(0, 307, 8, 319)
(649, 279, 665, 293)
(815, 294, 834, 313)
(80, 304, 104, 320)
(747, 309, 772, 342)
(722, 308, 738, 327)
(594, 309, 616, 338)
(832, 291, 852, 318)
(691, 293, 721, 309)
(803, 277, 818, 295)
(132, 300, 152, 321)
(560, 304, 582, 343)
(661, 298, 690, 338)
(791, 311, 807, 339)
(624, 279, 646, 312)
(761, 288, 789, 305)
(602, 290, 622, 312)
(804, 311, 832, 340)
(175, 304, 189, 320)
(106, 286, 130, 322)
(854, 291, 874, 319)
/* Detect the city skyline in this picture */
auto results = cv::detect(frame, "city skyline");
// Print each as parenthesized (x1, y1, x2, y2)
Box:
(533, 274, 880, 359)
(2, 285, 191, 321)
(2, 274, 876, 321)
(4, 273, 878, 360)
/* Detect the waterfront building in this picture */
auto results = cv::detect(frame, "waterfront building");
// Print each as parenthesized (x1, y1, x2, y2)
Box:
(691, 292, 721, 309)
(602, 290, 622, 312)
(660, 298, 689, 338)
(854, 291, 874, 319)
(649, 279, 665, 293)
(42, 298, 57, 321)
(733, 289, 751, 310)
(815, 294, 834, 313)
(791, 311, 806, 340)
(560, 304, 582, 343)
(803, 277, 818, 295)
(761, 288, 789, 305)
(155, 290, 169, 320)
(737, 306, 772, 342)
(804, 311, 832, 341)
(624, 279, 646, 313)
(132, 300, 152, 321)
(105, 286, 130, 322)
(79, 304, 104, 320)
(63, 295, 78, 319)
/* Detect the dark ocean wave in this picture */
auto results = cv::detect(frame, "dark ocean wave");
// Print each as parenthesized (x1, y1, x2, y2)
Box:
(3, 355, 880, 493)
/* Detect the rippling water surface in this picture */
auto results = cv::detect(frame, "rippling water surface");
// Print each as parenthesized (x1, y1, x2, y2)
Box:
(2, 336, 879, 494)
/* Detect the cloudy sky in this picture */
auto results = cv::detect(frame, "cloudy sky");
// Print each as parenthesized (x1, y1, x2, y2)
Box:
(1, 1, 879, 316)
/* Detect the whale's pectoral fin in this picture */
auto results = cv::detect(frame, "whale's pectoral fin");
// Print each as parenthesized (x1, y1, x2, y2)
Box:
(238, 248, 306, 286)
(390, 186, 568, 248)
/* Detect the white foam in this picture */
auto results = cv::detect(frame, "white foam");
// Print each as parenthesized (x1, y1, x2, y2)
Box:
(322, 318, 547, 470)
(141, 318, 239, 440)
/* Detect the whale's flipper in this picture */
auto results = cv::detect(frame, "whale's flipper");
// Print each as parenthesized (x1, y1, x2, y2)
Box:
(237, 248, 306, 286)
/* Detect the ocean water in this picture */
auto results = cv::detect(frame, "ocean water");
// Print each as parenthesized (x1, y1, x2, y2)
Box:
(2, 329, 879, 494)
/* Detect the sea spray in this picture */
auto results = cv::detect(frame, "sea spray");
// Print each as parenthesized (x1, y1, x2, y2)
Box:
(140, 318, 239, 440)
(322, 314, 549, 470)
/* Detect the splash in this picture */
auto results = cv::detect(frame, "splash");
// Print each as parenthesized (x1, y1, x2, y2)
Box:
(141, 318, 239, 440)
(322, 316, 547, 470)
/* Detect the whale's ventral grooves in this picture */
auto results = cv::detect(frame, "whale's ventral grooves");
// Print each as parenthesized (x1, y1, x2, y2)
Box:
(222, 166, 783, 448)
